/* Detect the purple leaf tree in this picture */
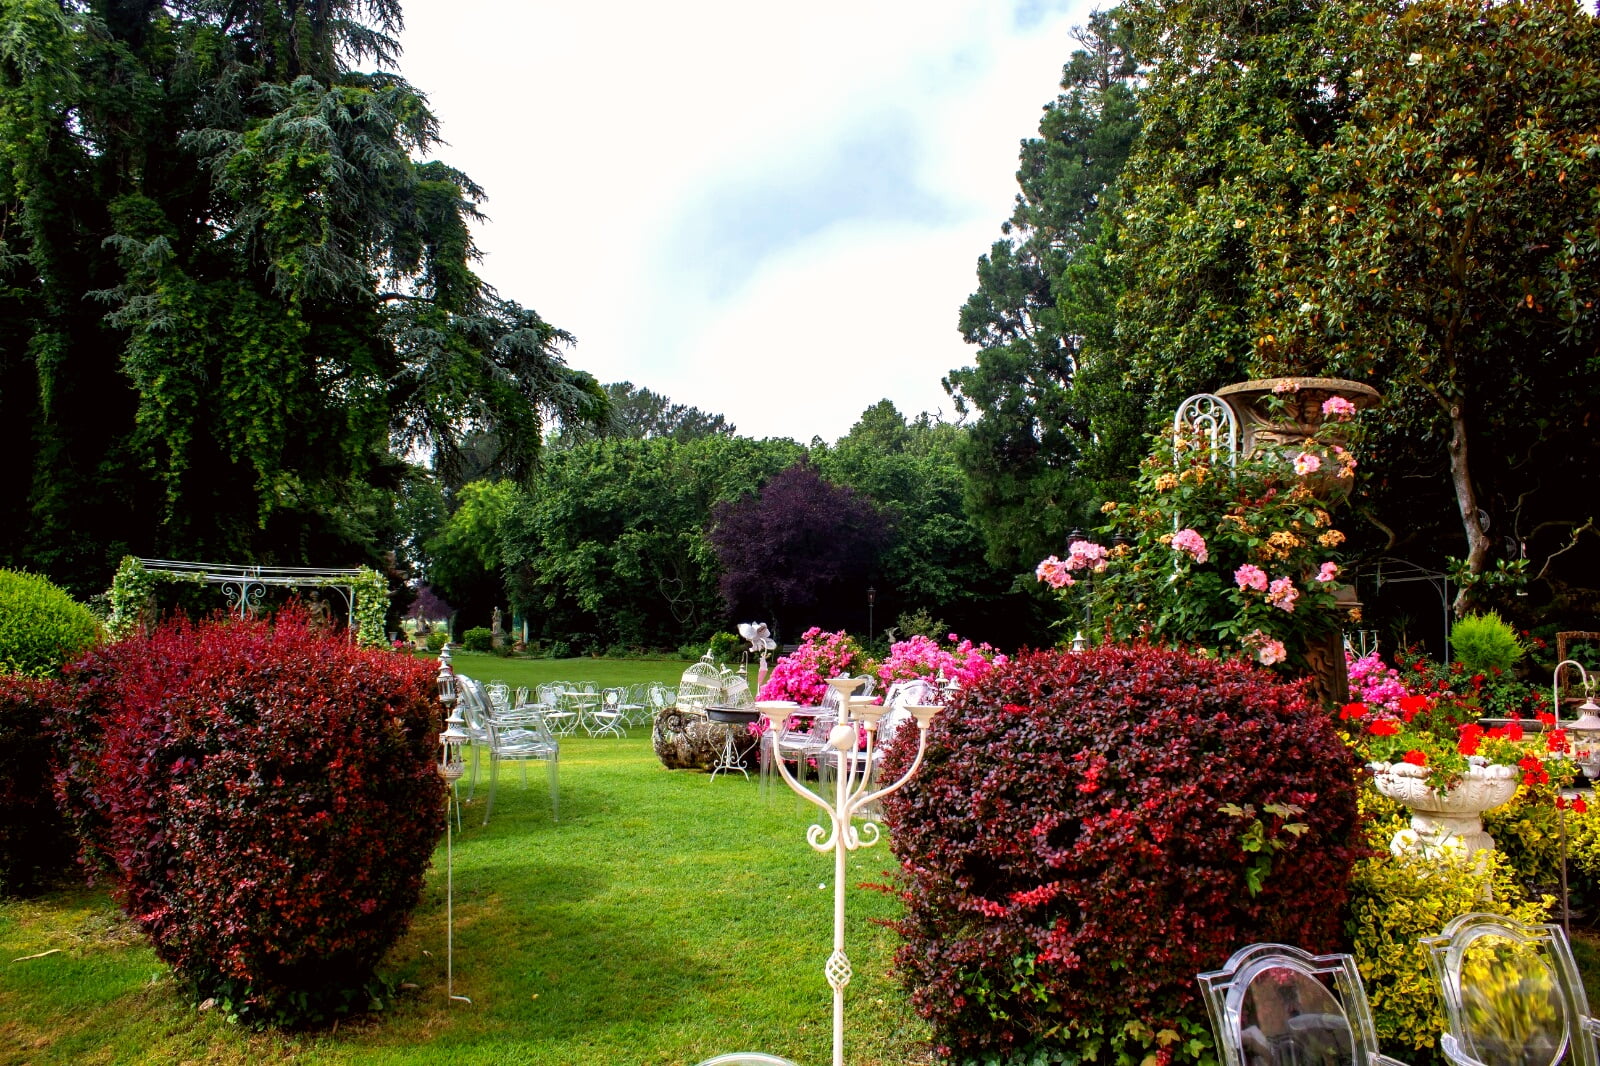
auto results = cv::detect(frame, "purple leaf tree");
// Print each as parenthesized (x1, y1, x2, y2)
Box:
(710, 462, 892, 641)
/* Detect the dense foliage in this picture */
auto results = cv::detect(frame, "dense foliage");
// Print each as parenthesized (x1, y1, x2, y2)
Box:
(953, 0, 1600, 629)
(0, 569, 101, 678)
(944, 11, 1145, 569)
(52, 614, 444, 1022)
(1346, 821, 1552, 1059)
(813, 403, 1030, 646)
(0, 0, 605, 593)
(503, 434, 804, 652)
(880, 645, 1362, 1063)
(0, 675, 74, 895)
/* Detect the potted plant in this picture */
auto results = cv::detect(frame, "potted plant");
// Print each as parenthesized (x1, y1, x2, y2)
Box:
(1343, 692, 1575, 855)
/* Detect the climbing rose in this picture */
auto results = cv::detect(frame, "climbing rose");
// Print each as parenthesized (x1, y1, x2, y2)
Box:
(1171, 528, 1208, 564)
(1316, 562, 1339, 583)
(1035, 556, 1074, 589)
(1294, 453, 1322, 476)
(1235, 564, 1269, 592)
(1322, 396, 1357, 419)
(1267, 576, 1298, 612)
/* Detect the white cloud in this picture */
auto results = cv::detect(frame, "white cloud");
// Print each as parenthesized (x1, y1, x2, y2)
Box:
(396, 0, 1098, 443)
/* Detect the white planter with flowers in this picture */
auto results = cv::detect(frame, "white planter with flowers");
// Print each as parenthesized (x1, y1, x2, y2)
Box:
(1368, 759, 1520, 857)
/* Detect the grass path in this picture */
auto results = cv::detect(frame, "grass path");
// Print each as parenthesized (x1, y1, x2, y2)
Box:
(1, 730, 933, 1065)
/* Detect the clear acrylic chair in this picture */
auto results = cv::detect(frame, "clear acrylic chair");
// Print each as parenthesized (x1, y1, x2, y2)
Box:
(1423, 912, 1600, 1066)
(1199, 941, 1409, 1066)
(481, 702, 559, 825)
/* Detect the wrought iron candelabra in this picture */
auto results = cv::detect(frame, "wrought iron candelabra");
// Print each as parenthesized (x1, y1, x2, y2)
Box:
(757, 677, 942, 1066)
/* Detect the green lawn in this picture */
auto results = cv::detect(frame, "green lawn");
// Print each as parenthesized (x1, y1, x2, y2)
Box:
(434, 651, 709, 693)
(0, 729, 933, 1066)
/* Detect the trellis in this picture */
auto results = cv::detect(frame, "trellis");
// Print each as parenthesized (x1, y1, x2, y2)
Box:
(108, 556, 389, 647)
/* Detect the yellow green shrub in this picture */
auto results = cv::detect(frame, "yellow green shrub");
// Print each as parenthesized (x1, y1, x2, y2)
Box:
(1347, 850, 1552, 1061)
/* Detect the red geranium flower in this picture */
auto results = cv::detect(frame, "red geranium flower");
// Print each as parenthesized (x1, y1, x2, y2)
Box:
(1367, 719, 1400, 737)
(1339, 702, 1368, 721)
(1398, 693, 1429, 721)
(1402, 750, 1428, 766)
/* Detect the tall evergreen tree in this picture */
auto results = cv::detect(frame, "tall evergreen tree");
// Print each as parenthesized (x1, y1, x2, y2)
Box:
(944, 9, 1143, 570)
(0, 0, 604, 592)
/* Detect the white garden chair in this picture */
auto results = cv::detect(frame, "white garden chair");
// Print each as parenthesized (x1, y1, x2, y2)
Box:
(589, 687, 628, 738)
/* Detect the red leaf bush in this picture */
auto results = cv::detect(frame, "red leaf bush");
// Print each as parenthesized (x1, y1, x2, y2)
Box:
(0, 675, 76, 895)
(52, 613, 445, 1022)
(879, 644, 1363, 1064)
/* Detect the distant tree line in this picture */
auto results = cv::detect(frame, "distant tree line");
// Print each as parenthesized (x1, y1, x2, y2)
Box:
(419, 396, 1032, 654)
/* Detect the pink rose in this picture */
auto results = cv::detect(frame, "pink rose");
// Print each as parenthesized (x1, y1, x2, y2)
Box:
(1171, 528, 1208, 564)
(1267, 576, 1299, 613)
(1234, 564, 1268, 592)
(1293, 452, 1322, 476)
(1035, 556, 1075, 589)
(1321, 396, 1357, 419)
(1316, 561, 1339, 583)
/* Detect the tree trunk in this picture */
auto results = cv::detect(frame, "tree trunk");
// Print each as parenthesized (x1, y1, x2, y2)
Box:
(1447, 402, 1491, 616)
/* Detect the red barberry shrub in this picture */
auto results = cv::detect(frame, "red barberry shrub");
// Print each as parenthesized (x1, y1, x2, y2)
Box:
(879, 644, 1363, 1064)
(0, 675, 76, 895)
(52, 613, 445, 1022)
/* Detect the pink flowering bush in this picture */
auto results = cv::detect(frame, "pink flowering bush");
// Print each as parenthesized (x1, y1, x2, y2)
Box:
(1348, 650, 1409, 713)
(876, 633, 1008, 690)
(1039, 407, 1363, 673)
(756, 627, 870, 705)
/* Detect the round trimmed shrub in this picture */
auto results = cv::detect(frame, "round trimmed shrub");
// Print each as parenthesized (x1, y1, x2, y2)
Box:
(0, 569, 101, 678)
(54, 613, 445, 1023)
(879, 644, 1364, 1064)
(0, 675, 75, 895)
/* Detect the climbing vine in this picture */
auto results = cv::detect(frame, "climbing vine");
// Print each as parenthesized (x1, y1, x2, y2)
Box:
(107, 557, 390, 647)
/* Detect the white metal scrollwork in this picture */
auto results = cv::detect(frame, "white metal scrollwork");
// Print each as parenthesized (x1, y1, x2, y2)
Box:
(1173, 393, 1240, 467)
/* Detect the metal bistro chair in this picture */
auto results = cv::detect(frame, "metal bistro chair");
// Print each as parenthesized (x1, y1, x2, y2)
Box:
(539, 682, 578, 736)
(619, 683, 650, 728)
(590, 687, 629, 738)
(1199, 941, 1409, 1066)
(1423, 912, 1600, 1066)
(695, 1056, 798, 1066)
(481, 698, 559, 825)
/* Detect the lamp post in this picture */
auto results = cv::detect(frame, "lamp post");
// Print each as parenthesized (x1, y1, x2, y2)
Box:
(866, 586, 876, 643)
(436, 653, 472, 1005)
(757, 679, 941, 1066)
(1557, 660, 1600, 779)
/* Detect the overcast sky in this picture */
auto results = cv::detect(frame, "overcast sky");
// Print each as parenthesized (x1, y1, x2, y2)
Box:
(396, 0, 1099, 444)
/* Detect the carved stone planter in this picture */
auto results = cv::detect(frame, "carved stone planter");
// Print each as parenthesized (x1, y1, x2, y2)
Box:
(1370, 761, 1520, 857)
(652, 706, 757, 771)
(1215, 377, 1381, 456)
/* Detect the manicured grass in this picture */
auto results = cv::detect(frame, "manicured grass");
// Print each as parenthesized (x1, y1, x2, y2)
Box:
(433, 651, 707, 694)
(0, 733, 933, 1065)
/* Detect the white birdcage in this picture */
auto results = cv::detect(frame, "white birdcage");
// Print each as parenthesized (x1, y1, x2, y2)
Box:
(677, 653, 724, 714)
(719, 668, 751, 708)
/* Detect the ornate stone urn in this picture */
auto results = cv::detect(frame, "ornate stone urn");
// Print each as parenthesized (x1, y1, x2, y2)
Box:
(1369, 761, 1520, 857)
(1215, 376, 1381, 456)
(652, 705, 756, 771)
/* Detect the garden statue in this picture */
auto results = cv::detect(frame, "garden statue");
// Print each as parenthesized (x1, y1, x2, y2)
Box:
(490, 607, 503, 650)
